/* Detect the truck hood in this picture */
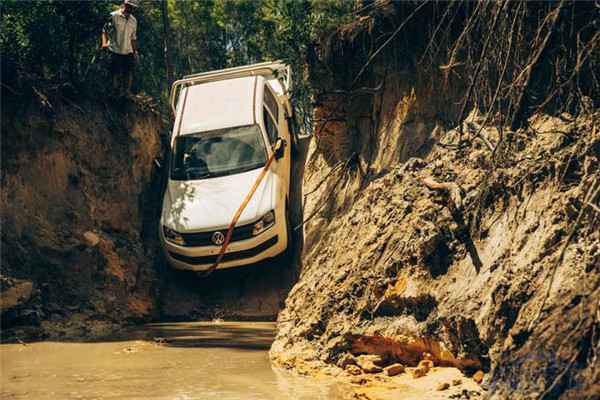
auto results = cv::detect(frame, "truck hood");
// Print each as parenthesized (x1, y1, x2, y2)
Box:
(161, 168, 277, 232)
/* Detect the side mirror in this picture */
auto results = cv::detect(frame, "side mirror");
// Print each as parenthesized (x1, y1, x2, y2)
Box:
(274, 138, 286, 160)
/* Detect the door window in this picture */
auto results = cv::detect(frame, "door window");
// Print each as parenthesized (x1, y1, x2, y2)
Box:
(264, 86, 279, 122)
(263, 107, 278, 144)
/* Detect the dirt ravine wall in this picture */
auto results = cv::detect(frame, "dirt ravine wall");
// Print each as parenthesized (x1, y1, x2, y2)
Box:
(271, 5, 599, 400)
(1, 89, 163, 338)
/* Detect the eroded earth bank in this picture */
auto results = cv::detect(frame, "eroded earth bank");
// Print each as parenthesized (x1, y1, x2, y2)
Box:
(270, 3, 599, 400)
(1, 89, 164, 338)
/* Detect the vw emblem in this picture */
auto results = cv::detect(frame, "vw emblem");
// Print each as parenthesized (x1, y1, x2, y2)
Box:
(211, 231, 225, 246)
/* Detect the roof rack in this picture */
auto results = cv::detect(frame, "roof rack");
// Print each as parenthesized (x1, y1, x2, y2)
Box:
(169, 60, 291, 113)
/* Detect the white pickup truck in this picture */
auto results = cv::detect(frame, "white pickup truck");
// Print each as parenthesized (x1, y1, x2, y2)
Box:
(160, 61, 298, 272)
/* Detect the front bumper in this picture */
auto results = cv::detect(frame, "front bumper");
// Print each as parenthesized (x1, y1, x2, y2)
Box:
(159, 222, 288, 271)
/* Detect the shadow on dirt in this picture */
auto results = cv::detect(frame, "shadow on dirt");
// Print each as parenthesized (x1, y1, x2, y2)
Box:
(53, 321, 278, 350)
(131, 321, 275, 350)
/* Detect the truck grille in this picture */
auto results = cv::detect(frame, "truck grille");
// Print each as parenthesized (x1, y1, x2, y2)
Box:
(180, 222, 255, 246)
(169, 236, 278, 265)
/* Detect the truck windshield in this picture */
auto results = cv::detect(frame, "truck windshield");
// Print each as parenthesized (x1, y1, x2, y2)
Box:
(171, 125, 267, 180)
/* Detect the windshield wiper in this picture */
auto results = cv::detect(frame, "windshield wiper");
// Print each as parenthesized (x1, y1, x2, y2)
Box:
(171, 167, 213, 180)
(185, 168, 213, 179)
(190, 172, 212, 179)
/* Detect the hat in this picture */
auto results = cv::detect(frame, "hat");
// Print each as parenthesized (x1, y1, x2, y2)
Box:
(124, 0, 139, 8)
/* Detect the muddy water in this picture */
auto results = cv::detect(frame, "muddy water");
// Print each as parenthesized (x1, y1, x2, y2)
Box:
(1, 322, 345, 400)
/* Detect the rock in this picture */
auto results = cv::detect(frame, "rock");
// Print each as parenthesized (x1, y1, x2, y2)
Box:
(356, 359, 382, 373)
(0, 280, 33, 312)
(321, 366, 342, 377)
(437, 382, 450, 391)
(350, 375, 368, 385)
(383, 363, 405, 376)
(402, 157, 427, 172)
(473, 370, 485, 384)
(417, 359, 434, 372)
(355, 354, 385, 373)
(83, 231, 100, 247)
(356, 354, 386, 366)
(449, 389, 479, 399)
(153, 337, 167, 345)
(452, 378, 462, 386)
(408, 366, 428, 378)
(345, 364, 363, 375)
(337, 353, 357, 369)
(324, 335, 349, 355)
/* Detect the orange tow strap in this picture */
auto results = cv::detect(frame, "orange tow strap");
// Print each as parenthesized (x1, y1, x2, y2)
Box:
(201, 148, 278, 276)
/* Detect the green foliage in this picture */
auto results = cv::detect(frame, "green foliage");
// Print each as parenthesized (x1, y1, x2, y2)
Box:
(1, 1, 111, 83)
(1, 0, 353, 115)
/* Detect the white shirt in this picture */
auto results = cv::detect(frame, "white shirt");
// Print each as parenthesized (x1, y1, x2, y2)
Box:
(106, 9, 137, 55)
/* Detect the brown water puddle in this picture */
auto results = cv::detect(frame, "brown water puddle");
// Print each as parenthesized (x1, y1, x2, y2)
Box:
(1, 321, 346, 400)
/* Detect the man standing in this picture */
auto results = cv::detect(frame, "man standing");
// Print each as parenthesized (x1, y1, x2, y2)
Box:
(101, 0, 139, 95)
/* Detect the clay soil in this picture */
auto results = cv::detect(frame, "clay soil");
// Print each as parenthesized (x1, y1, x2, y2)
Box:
(271, 108, 599, 399)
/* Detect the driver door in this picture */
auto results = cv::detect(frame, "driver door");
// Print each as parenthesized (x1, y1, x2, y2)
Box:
(263, 85, 291, 200)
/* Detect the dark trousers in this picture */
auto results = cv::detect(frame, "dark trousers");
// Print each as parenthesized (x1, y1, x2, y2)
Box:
(109, 52, 135, 75)
(109, 52, 135, 94)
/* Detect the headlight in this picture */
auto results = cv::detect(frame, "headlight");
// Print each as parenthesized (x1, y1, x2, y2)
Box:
(252, 211, 275, 236)
(163, 226, 185, 245)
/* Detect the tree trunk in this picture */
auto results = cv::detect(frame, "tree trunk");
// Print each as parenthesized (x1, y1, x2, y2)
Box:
(160, 0, 174, 85)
